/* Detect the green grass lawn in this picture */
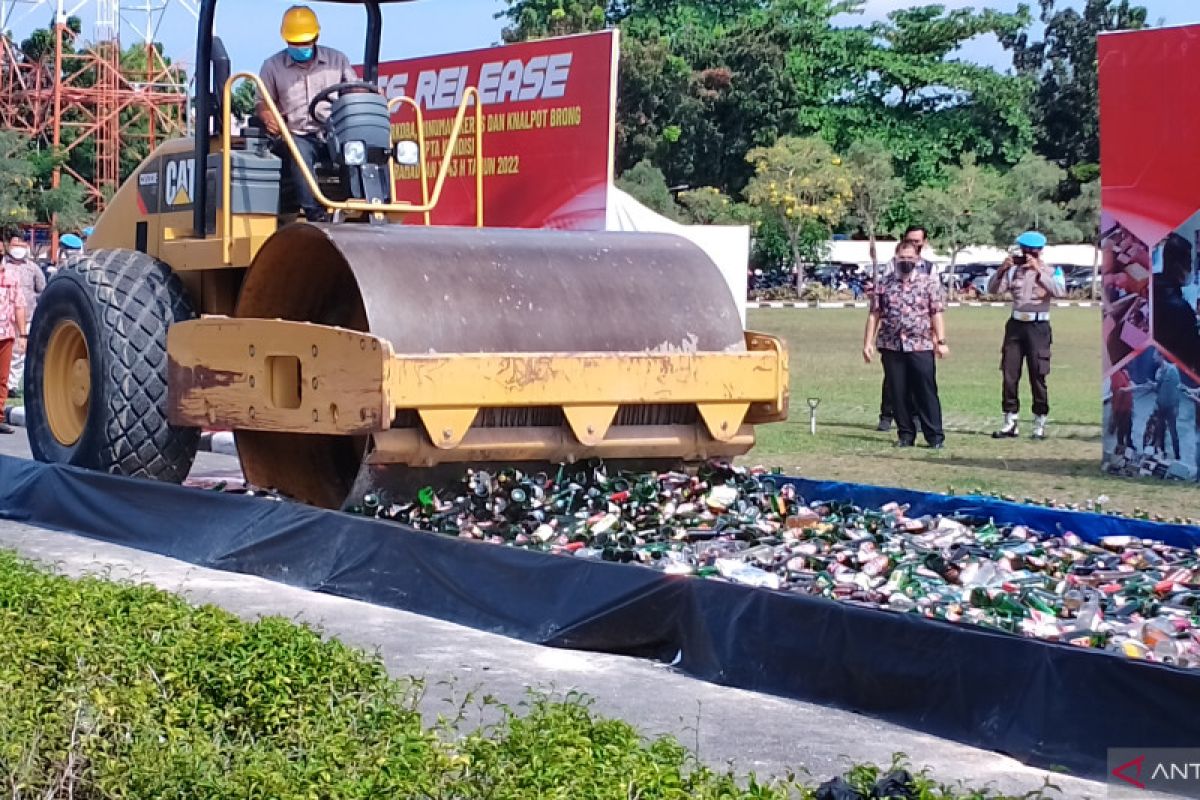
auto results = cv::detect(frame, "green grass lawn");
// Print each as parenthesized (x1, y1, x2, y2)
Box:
(748, 307, 1200, 518)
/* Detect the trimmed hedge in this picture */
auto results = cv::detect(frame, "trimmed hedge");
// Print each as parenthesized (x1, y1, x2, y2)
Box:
(0, 551, 1055, 799)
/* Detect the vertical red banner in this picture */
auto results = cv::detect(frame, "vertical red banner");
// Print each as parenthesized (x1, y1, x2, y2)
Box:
(1099, 25, 1200, 480)
(369, 30, 618, 230)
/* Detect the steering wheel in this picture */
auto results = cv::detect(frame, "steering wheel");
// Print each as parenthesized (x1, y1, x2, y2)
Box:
(307, 81, 382, 126)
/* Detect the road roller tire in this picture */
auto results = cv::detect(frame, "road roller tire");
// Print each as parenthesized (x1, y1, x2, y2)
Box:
(26, 249, 199, 482)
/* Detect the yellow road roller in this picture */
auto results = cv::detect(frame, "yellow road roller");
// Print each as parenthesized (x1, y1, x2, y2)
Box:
(25, 0, 789, 510)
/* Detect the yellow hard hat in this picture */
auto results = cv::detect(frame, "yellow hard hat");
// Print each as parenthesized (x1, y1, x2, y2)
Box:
(281, 5, 320, 44)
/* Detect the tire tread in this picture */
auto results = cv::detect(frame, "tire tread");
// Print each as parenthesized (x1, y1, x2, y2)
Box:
(58, 249, 198, 482)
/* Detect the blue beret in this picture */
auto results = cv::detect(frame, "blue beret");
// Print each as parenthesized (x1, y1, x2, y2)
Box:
(1016, 231, 1047, 249)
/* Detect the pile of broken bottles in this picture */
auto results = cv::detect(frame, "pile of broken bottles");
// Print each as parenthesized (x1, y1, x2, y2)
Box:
(343, 461, 1200, 669)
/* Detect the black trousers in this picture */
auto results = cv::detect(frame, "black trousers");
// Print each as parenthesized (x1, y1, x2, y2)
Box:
(1154, 403, 1181, 460)
(880, 371, 893, 420)
(273, 133, 324, 217)
(880, 370, 916, 420)
(1001, 319, 1052, 416)
(881, 349, 943, 445)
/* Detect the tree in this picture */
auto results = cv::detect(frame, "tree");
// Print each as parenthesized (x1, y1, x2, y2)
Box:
(0, 132, 36, 227)
(843, 139, 901, 279)
(0, 130, 91, 232)
(34, 179, 91, 233)
(504, 1, 864, 197)
(677, 187, 748, 225)
(499, 0, 767, 40)
(1068, 179, 1101, 241)
(231, 81, 258, 120)
(745, 136, 852, 276)
(910, 153, 1003, 265)
(822, 4, 1035, 191)
(992, 153, 1073, 244)
(496, 0, 607, 42)
(1002, 0, 1148, 171)
(1066, 178, 1103, 297)
(19, 15, 81, 61)
(614, 160, 680, 220)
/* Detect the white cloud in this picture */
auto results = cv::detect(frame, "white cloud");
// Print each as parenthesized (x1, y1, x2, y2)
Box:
(841, 0, 1013, 24)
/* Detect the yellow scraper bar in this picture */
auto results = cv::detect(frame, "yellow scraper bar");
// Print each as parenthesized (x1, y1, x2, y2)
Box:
(167, 318, 789, 447)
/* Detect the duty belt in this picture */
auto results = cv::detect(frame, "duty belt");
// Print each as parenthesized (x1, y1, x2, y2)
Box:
(1012, 310, 1050, 323)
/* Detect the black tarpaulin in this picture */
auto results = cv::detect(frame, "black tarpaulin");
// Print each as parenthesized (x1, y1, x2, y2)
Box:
(0, 455, 1196, 780)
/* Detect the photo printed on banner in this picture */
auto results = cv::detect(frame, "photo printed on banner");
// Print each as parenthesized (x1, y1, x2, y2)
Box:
(1151, 212, 1200, 381)
(1103, 344, 1200, 482)
(1101, 218, 1152, 375)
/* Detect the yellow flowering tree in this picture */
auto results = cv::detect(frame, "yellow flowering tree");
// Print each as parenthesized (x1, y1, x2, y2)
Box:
(677, 187, 749, 225)
(745, 137, 853, 283)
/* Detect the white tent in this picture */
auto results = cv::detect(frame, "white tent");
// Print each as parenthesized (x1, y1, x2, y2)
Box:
(950, 245, 1009, 265)
(605, 188, 749, 325)
(934, 244, 1099, 268)
(1043, 244, 1100, 268)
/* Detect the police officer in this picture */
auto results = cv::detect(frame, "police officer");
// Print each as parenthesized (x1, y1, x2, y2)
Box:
(55, 233, 84, 274)
(988, 231, 1065, 440)
(257, 5, 358, 222)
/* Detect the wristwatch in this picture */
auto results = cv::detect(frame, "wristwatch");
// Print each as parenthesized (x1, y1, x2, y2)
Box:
(936, 338, 947, 346)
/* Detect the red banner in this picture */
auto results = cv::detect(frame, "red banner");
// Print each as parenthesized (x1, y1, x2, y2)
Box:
(1099, 25, 1200, 481)
(369, 30, 618, 229)
(1099, 25, 1200, 247)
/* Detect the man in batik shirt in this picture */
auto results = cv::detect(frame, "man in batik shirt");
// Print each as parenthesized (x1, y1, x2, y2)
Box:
(862, 241, 950, 448)
(0, 238, 28, 433)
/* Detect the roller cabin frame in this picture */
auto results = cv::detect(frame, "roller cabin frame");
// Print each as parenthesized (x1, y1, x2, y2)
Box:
(30, 0, 790, 510)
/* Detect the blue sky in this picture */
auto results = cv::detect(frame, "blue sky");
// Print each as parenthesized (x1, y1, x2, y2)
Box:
(3, 0, 1194, 73)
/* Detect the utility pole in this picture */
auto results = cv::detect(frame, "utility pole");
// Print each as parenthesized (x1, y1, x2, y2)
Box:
(50, 0, 64, 263)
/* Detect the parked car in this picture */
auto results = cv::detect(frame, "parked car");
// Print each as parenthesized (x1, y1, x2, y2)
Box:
(807, 262, 860, 286)
(970, 270, 996, 296)
(941, 262, 998, 294)
(1065, 265, 1100, 293)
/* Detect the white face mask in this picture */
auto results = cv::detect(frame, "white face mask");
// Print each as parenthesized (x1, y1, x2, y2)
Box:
(8, 247, 28, 260)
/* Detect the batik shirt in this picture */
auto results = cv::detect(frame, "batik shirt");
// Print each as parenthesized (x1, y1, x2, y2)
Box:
(0, 263, 27, 341)
(871, 272, 945, 352)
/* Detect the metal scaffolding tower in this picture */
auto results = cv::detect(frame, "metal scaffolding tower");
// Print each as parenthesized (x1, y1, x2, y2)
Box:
(0, 0, 196, 215)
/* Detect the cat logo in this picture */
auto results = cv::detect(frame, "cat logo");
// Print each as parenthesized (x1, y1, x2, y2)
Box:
(163, 158, 196, 207)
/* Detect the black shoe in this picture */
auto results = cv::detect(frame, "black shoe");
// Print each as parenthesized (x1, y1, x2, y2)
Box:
(992, 427, 1019, 439)
(876, 417, 893, 432)
(871, 770, 916, 800)
(303, 208, 330, 223)
(0, 423, 15, 434)
(816, 777, 867, 800)
(893, 439, 914, 448)
(926, 440, 945, 449)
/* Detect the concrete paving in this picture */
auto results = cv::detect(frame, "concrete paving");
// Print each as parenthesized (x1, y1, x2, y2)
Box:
(0, 429, 1130, 797)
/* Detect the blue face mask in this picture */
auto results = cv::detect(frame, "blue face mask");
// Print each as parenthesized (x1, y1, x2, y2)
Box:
(287, 45, 315, 63)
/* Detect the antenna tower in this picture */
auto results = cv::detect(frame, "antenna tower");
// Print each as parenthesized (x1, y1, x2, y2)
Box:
(0, 0, 196, 217)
